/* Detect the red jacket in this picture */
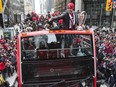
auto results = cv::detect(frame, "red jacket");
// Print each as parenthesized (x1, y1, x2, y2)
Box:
(0, 62, 5, 71)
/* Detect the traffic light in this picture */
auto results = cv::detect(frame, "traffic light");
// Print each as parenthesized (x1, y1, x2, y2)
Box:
(106, 0, 113, 11)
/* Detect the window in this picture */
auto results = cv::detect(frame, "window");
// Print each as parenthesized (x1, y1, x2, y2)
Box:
(21, 34, 93, 61)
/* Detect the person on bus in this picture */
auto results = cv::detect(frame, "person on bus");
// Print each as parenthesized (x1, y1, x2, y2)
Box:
(70, 38, 81, 56)
(49, 2, 78, 30)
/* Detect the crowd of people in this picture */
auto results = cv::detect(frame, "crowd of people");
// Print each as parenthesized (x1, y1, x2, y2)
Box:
(0, 36, 17, 76)
(0, 2, 115, 87)
(15, 10, 116, 86)
(95, 29, 116, 87)
(0, 36, 17, 86)
(19, 9, 116, 86)
(18, 2, 87, 33)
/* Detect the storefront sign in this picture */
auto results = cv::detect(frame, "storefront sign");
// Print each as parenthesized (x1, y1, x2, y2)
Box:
(3, 32, 11, 39)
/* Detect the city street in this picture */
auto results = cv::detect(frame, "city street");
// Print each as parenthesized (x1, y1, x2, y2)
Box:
(6, 71, 17, 87)
(0, 0, 116, 87)
(7, 72, 110, 87)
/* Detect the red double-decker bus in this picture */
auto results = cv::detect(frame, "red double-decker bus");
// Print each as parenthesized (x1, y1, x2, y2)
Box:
(17, 30, 97, 87)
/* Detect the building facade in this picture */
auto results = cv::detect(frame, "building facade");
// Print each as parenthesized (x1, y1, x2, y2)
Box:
(45, 0, 54, 13)
(83, 0, 116, 28)
(40, 0, 47, 14)
(54, 0, 116, 28)
(10, 0, 24, 24)
(24, 0, 35, 16)
(35, 0, 54, 15)
(0, 0, 25, 28)
(54, 0, 75, 12)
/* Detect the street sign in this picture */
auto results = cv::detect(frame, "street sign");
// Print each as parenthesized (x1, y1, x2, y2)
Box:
(3, 32, 11, 39)
(106, 0, 113, 11)
(0, 0, 2, 13)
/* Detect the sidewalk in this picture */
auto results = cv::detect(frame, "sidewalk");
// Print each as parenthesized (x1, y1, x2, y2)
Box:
(100, 82, 110, 87)
(6, 72, 17, 87)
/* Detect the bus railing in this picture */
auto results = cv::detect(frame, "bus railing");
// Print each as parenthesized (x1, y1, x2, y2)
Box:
(22, 46, 93, 59)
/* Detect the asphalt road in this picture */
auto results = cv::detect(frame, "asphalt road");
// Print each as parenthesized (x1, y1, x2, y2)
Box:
(7, 72, 110, 87)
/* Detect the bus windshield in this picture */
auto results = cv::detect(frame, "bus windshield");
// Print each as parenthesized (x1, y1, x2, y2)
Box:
(21, 34, 93, 60)
(20, 33, 94, 85)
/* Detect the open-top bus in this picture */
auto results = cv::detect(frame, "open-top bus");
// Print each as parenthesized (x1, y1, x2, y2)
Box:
(17, 30, 97, 87)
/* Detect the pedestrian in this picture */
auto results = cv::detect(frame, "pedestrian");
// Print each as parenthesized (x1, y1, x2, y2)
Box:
(5, 59, 13, 77)
(97, 48, 104, 64)
(9, 54, 17, 72)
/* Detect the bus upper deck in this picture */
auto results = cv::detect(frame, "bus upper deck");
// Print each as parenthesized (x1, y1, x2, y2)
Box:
(17, 30, 97, 87)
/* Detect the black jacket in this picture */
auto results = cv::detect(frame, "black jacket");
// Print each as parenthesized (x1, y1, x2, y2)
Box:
(51, 10, 78, 30)
(112, 63, 116, 77)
